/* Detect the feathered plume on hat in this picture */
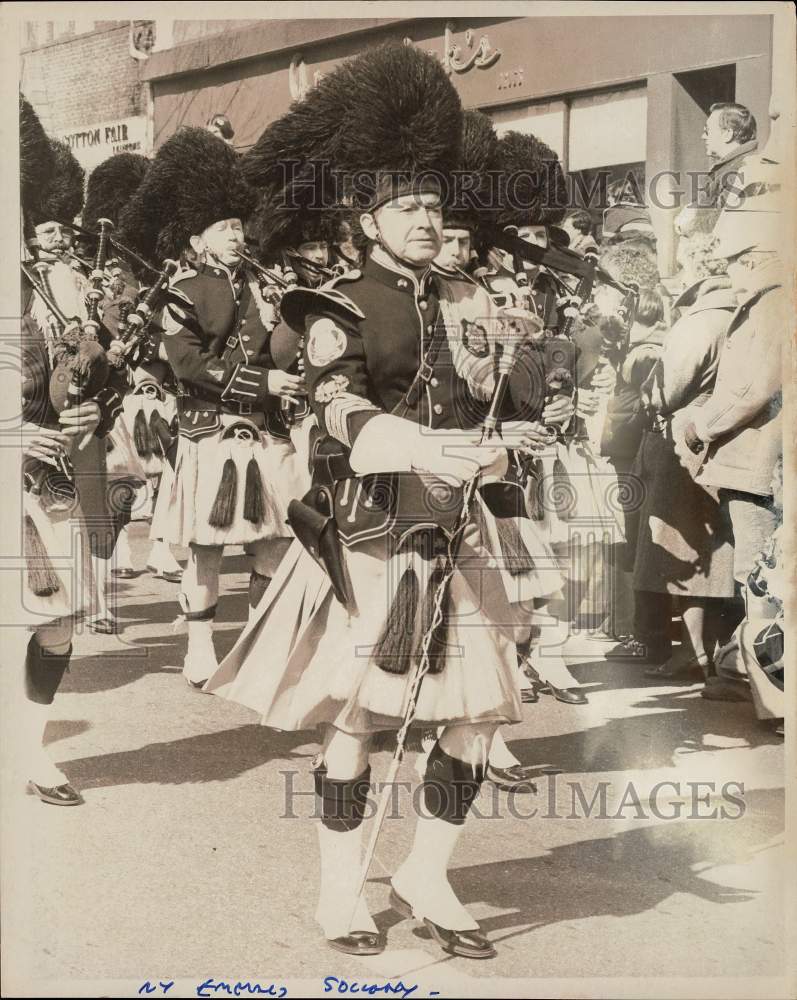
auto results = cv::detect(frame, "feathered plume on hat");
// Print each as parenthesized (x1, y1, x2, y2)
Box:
(242, 107, 339, 264)
(494, 130, 568, 229)
(118, 127, 255, 263)
(28, 138, 85, 228)
(325, 42, 463, 209)
(83, 153, 150, 232)
(20, 94, 56, 226)
(444, 110, 500, 252)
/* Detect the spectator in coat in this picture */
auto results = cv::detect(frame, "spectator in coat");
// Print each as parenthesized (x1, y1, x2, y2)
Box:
(701, 102, 758, 209)
(684, 192, 784, 597)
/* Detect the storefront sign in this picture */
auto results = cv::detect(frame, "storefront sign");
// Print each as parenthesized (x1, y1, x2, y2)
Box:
(56, 116, 149, 171)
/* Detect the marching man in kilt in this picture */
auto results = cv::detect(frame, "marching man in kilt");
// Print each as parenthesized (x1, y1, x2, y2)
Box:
(17, 96, 108, 805)
(118, 128, 305, 688)
(207, 44, 567, 959)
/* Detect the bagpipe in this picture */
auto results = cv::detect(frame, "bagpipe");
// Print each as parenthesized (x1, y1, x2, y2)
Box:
(21, 255, 109, 504)
(474, 230, 639, 521)
(233, 244, 354, 434)
(54, 218, 186, 372)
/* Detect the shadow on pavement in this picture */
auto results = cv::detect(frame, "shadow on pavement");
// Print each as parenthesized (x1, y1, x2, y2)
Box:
(507, 694, 782, 775)
(371, 787, 783, 954)
(60, 724, 311, 789)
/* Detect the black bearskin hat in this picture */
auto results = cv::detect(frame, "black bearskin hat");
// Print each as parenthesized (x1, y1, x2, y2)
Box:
(242, 107, 338, 264)
(248, 42, 462, 212)
(495, 130, 568, 228)
(444, 110, 500, 251)
(251, 191, 339, 267)
(83, 153, 150, 232)
(243, 43, 462, 259)
(118, 127, 255, 263)
(28, 138, 85, 228)
(20, 94, 56, 227)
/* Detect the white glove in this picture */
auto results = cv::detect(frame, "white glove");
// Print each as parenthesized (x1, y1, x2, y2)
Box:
(349, 414, 507, 482)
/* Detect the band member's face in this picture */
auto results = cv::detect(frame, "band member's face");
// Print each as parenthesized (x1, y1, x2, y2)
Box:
(365, 191, 443, 265)
(192, 218, 245, 266)
(34, 221, 68, 254)
(296, 241, 330, 266)
(436, 228, 472, 269)
(517, 225, 548, 248)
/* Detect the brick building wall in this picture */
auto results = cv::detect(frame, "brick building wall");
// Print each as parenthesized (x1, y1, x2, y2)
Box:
(21, 22, 151, 135)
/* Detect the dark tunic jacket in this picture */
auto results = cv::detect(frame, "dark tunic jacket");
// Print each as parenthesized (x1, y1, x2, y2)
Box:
(161, 259, 282, 439)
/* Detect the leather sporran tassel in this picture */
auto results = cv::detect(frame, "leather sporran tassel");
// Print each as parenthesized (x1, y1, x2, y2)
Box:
(208, 457, 238, 528)
(24, 514, 61, 596)
(243, 457, 266, 524)
(133, 408, 152, 459)
(149, 412, 173, 459)
(527, 458, 544, 521)
(553, 454, 575, 521)
(495, 516, 536, 576)
(373, 562, 419, 675)
(414, 555, 449, 674)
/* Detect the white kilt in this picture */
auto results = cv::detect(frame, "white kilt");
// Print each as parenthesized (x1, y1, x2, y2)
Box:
(161, 414, 311, 548)
(105, 418, 148, 486)
(536, 439, 624, 546)
(22, 486, 97, 626)
(206, 489, 561, 734)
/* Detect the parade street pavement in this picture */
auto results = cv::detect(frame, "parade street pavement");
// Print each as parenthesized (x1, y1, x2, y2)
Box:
(6, 522, 787, 996)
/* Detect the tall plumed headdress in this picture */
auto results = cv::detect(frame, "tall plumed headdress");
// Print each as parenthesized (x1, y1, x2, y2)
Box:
(494, 130, 568, 229)
(27, 138, 85, 228)
(242, 108, 339, 265)
(444, 110, 500, 253)
(20, 94, 56, 228)
(83, 153, 150, 232)
(118, 127, 255, 263)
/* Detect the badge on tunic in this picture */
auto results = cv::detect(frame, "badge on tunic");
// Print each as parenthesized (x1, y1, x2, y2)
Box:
(306, 317, 347, 367)
(207, 365, 225, 383)
(315, 374, 350, 403)
(461, 318, 489, 358)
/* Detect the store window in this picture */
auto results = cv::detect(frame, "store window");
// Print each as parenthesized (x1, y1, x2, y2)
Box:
(568, 85, 647, 172)
(489, 99, 567, 160)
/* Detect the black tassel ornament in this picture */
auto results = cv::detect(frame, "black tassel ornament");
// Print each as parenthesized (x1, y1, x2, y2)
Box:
(527, 458, 545, 521)
(373, 563, 420, 675)
(495, 516, 536, 576)
(24, 514, 61, 596)
(552, 454, 575, 521)
(149, 411, 173, 460)
(243, 457, 266, 524)
(133, 408, 152, 459)
(208, 458, 238, 528)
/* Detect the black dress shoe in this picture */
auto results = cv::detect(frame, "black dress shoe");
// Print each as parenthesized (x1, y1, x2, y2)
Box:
(88, 616, 119, 635)
(546, 685, 588, 705)
(327, 931, 384, 956)
(111, 567, 137, 579)
(26, 780, 83, 806)
(521, 686, 539, 704)
(389, 887, 496, 960)
(147, 564, 183, 583)
(644, 656, 708, 681)
(486, 764, 537, 794)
